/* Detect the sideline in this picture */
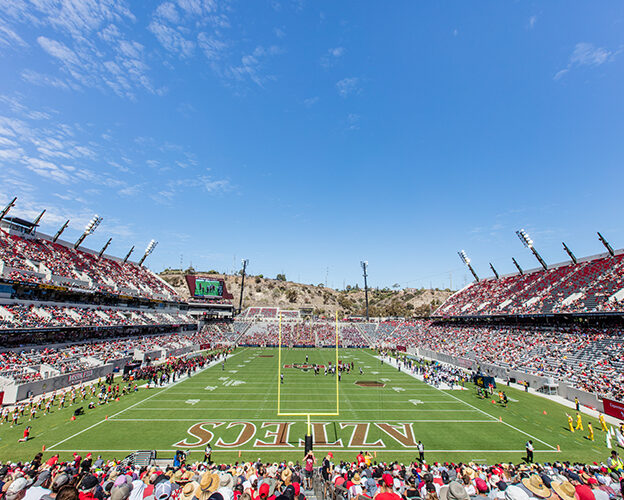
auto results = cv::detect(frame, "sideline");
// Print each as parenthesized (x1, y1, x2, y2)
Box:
(48, 348, 248, 450)
(366, 351, 558, 451)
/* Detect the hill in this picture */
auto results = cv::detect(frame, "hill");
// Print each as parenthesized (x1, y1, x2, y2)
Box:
(159, 270, 454, 317)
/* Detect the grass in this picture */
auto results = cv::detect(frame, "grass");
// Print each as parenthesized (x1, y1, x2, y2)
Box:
(0, 348, 611, 465)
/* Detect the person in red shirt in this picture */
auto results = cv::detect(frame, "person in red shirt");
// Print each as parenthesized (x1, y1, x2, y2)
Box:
(357, 452, 366, 468)
(18, 426, 31, 442)
(46, 454, 60, 467)
(375, 474, 401, 500)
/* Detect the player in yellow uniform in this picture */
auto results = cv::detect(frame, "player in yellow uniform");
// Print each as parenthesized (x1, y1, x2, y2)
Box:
(567, 414, 575, 433)
(588, 421, 594, 441)
(599, 414, 608, 432)
(576, 412, 583, 431)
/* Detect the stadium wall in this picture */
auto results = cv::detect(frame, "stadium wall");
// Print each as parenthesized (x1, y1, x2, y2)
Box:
(11, 358, 132, 404)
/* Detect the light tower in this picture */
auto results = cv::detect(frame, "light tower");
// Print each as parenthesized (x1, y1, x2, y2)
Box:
(98, 238, 112, 259)
(123, 246, 135, 263)
(239, 259, 249, 314)
(74, 215, 102, 249)
(28, 210, 46, 234)
(512, 257, 524, 275)
(360, 261, 369, 321)
(516, 228, 547, 270)
(138, 239, 158, 266)
(458, 250, 479, 282)
(0, 197, 17, 222)
(597, 232, 615, 257)
(53, 220, 70, 243)
(489, 263, 500, 280)
(562, 242, 577, 264)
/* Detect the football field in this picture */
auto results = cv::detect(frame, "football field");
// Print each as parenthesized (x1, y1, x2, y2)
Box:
(0, 348, 610, 464)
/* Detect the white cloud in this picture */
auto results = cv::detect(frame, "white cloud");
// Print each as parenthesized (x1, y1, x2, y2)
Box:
(329, 47, 344, 57)
(336, 77, 360, 97)
(198, 32, 226, 60)
(528, 16, 537, 29)
(148, 20, 195, 58)
(0, 20, 27, 48)
(555, 42, 614, 80)
(2, 1, 157, 98)
(24, 157, 71, 184)
(304, 96, 319, 107)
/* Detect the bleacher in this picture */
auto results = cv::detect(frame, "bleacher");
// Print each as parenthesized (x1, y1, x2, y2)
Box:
(435, 251, 624, 317)
(0, 229, 179, 302)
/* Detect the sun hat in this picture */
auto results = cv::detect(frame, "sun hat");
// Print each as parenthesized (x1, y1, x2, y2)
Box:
(551, 481, 575, 500)
(522, 475, 550, 498)
(196, 473, 221, 500)
(5, 477, 29, 499)
(504, 485, 530, 500)
(181, 482, 199, 500)
(110, 485, 133, 500)
(220, 474, 234, 490)
(352, 474, 362, 485)
(439, 481, 470, 500)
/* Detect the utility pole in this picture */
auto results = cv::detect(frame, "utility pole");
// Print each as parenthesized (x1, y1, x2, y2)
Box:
(360, 261, 369, 321)
(239, 259, 249, 314)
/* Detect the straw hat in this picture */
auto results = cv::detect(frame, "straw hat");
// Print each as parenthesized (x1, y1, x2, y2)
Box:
(195, 473, 220, 500)
(352, 474, 361, 485)
(181, 481, 198, 500)
(522, 475, 550, 498)
(552, 481, 575, 500)
(281, 468, 292, 485)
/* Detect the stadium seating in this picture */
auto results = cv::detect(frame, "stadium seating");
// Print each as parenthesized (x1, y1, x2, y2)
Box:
(435, 252, 624, 317)
(0, 229, 179, 301)
(0, 303, 193, 330)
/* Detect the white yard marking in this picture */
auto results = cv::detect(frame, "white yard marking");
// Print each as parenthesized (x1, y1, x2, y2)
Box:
(228, 370, 238, 373)
(204, 386, 217, 391)
(47, 347, 251, 451)
(364, 350, 557, 450)
(409, 399, 423, 405)
(393, 387, 405, 392)
(185, 399, 200, 405)
(371, 371, 380, 374)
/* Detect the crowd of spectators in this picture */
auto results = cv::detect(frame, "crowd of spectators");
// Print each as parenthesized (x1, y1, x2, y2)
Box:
(0, 449, 622, 500)
(0, 329, 214, 385)
(239, 321, 368, 347)
(436, 253, 624, 317)
(0, 230, 179, 302)
(0, 304, 193, 331)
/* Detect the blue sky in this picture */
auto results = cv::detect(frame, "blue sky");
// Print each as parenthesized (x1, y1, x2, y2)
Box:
(0, 1, 623, 290)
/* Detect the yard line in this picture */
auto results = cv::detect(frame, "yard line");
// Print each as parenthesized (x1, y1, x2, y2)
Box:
(365, 351, 557, 450)
(50, 448, 561, 453)
(124, 408, 481, 412)
(108, 418, 497, 423)
(48, 348, 249, 450)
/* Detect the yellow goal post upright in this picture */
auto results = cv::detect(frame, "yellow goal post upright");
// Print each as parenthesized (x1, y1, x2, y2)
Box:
(277, 310, 340, 448)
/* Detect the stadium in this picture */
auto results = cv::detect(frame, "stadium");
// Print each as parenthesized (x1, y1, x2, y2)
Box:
(0, 197, 623, 497)
(1, 2, 623, 500)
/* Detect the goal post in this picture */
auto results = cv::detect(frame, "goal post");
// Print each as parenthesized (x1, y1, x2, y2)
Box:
(277, 311, 340, 438)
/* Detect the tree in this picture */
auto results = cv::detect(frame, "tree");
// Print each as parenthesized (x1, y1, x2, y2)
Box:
(286, 289, 298, 303)
(276, 273, 286, 281)
(392, 283, 400, 289)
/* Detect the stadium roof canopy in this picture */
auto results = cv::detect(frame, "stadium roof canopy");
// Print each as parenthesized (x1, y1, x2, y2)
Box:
(1, 216, 38, 231)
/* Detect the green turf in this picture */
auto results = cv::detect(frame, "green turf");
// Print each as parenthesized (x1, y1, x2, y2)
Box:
(0, 348, 612, 464)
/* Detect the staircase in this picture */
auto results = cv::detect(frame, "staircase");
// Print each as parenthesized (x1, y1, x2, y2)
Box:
(120, 450, 156, 468)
